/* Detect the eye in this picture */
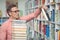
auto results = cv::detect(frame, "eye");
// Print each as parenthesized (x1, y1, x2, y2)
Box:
(10, 10, 20, 13)
(15, 10, 20, 12)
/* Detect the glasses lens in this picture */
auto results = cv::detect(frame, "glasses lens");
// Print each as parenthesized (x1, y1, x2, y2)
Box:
(15, 10, 19, 12)
(11, 10, 20, 13)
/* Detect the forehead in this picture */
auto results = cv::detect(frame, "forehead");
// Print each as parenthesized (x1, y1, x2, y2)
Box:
(11, 7, 18, 11)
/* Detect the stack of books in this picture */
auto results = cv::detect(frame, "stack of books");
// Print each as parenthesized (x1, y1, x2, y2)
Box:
(12, 20, 27, 40)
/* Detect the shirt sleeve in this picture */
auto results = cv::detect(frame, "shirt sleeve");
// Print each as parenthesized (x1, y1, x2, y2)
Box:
(20, 8, 41, 21)
(0, 24, 7, 40)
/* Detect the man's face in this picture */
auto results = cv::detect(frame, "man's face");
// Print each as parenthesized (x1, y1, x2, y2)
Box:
(10, 7, 20, 19)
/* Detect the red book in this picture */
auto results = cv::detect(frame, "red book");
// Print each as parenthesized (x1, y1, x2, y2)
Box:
(42, 0, 45, 5)
(39, 21, 41, 32)
(43, 25, 46, 35)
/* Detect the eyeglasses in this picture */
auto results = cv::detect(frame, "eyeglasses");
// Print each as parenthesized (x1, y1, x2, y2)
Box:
(10, 10, 20, 13)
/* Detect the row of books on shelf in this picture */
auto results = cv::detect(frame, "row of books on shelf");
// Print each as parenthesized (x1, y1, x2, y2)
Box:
(0, 17, 9, 26)
(33, 20, 60, 40)
(26, 0, 60, 10)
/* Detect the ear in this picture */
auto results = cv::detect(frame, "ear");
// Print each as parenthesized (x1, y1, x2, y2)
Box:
(9, 12, 12, 16)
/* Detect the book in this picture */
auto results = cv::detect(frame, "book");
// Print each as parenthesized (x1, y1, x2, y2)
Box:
(58, 30, 60, 40)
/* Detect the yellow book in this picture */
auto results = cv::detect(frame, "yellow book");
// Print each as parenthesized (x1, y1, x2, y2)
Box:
(58, 30, 60, 40)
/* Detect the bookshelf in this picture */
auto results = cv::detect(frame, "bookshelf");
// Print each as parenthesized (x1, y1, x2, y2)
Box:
(0, 17, 9, 26)
(25, 0, 60, 40)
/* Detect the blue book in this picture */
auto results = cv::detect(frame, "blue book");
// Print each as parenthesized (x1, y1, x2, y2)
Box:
(51, 9, 55, 22)
(46, 25, 50, 37)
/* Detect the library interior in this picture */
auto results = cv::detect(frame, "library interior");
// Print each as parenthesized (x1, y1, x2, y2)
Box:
(0, 0, 60, 40)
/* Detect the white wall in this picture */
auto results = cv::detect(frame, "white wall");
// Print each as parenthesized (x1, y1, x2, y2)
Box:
(18, 0, 26, 16)
(0, 0, 6, 17)
(0, 0, 26, 17)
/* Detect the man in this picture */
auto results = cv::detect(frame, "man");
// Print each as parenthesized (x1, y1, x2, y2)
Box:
(0, 4, 47, 40)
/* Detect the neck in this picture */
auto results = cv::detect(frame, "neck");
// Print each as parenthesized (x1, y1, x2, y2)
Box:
(10, 16, 19, 20)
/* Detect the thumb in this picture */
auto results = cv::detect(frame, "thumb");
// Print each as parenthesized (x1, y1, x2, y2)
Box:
(42, 5, 48, 10)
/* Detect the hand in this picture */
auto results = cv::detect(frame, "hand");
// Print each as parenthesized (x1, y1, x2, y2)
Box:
(42, 5, 48, 10)
(39, 5, 48, 10)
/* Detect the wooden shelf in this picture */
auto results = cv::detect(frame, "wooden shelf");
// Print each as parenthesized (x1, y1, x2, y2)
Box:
(56, 2, 60, 4)
(0, 17, 9, 19)
(36, 19, 60, 26)
(50, 2, 55, 5)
